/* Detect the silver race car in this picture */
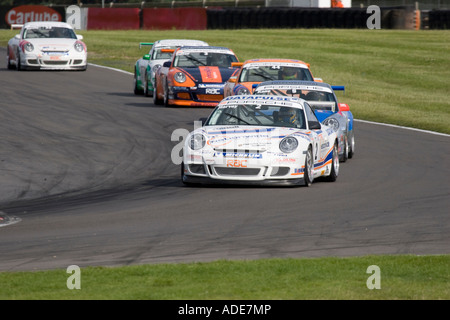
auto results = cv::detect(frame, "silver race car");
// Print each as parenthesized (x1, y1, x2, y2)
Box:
(182, 95, 340, 187)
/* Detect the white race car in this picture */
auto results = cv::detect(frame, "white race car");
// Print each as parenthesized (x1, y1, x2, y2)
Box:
(133, 39, 208, 96)
(6, 21, 87, 71)
(182, 95, 340, 187)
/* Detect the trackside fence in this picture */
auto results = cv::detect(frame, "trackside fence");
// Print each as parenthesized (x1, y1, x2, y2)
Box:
(0, 5, 448, 30)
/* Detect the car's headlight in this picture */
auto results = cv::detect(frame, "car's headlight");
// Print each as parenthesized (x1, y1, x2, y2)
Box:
(189, 134, 206, 150)
(152, 64, 161, 73)
(74, 41, 84, 52)
(279, 136, 298, 153)
(174, 72, 186, 83)
(323, 118, 339, 131)
(235, 87, 250, 95)
(23, 42, 34, 52)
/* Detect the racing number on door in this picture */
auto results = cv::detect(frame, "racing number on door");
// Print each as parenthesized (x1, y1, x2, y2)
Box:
(227, 160, 247, 167)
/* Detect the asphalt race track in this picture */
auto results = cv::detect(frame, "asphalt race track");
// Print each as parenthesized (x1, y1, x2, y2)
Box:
(0, 49, 449, 271)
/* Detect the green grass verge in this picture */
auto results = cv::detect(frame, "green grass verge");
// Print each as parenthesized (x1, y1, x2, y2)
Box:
(2, 28, 448, 134)
(0, 29, 448, 300)
(1, 255, 449, 299)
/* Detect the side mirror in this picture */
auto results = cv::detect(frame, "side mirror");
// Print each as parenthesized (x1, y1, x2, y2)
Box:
(15, 34, 20, 39)
(143, 54, 150, 61)
(313, 77, 323, 82)
(163, 61, 171, 68)
(338, 103, 350, 112)
(76, 35, 83, 40)
(231, 62, 243, 68)
(308, 121, 321, 130)
(228, 77, 237, 83)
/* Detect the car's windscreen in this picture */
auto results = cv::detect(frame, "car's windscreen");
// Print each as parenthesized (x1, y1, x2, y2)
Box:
(255, 88, 337, 112)
(23, 27, 77, 39)
(239, 66, 313, 82)
(206, 104, 306, 129)
(174, 52, 238, 68)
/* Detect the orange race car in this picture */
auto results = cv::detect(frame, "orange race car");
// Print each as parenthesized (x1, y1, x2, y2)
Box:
(153, 46, 239, 107)
(223, 58, 321, 97)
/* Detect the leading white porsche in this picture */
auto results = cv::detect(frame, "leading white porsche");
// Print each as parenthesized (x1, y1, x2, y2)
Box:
(6, 21, 87, 71)
(181, 95, 339, 187)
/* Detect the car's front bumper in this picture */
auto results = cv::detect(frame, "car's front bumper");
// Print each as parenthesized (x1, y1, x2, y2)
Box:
(21, 52, 87, 70)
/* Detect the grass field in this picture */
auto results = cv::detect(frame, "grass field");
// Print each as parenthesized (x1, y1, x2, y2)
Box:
(0, 29, 449, 300)
(1, 255, 449, 299)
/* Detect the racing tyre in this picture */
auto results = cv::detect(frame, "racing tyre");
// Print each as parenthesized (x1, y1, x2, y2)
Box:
(143, 72, 151, 97)
(348, 134, 355, 159)
(340, 137, 348, 163)
(163, 82, 170, 107)
(153, 80, 163, 105)
(133, 69, 142, 95)
(327, 142, 339, 182)
(304, 146, 314, 187)
(16, 50, 22, 71)
(6, 49, 14, 70)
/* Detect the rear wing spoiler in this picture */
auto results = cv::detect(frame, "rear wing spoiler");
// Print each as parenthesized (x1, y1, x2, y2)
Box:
(11, 24, 23, 30)
(139, 42, 154, 49)
(331, 85, 345, 94)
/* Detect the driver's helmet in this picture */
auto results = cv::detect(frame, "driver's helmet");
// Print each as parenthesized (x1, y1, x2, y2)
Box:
(281, 67, 298, 80)
(279, 107, 298, 125)
(305, 91, 325, 101)
(210, 54, 229, 67)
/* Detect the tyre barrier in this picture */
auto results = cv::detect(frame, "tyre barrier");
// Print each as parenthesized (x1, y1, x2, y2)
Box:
(428, 10, 450, 29)
(206, 6, 450, 30)
(207, 8, 369, 29)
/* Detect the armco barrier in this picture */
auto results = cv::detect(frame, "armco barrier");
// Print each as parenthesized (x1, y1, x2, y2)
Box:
(142, 8, 207, 30)
(87, 7, 140, 30)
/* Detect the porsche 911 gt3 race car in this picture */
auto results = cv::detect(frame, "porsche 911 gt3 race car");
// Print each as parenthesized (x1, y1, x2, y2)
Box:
(223, 59, 320, 98)
(254, 80, 355, 161)
(133, 39, 208, 96)
(153, 46, 239, 107)
(181, 95, 339, 186)
(7, 21, 87, 71)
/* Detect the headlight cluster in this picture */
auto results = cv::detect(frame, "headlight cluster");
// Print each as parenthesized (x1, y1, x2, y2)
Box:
(279, 136, 298, 153)
(74, 41, 84, 52)
(174, 72, 186, 83)
(189, 134, 206, 150)
(23, 42, 34, 52)
(235, 87, 250, 95)
(323, 118, 339, 131)
(152, 64, 161, 73)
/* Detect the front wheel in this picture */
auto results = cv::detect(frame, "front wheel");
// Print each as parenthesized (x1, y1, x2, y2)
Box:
(153, 76, 163, 105)
(143, 72, 152, 97)
(326, 142, 339, 182)
(163, 82, 170, 107)
(304, 146, 314, 187)
(340, 136, 348, 163)
(133, 69, 142, 95)
(348, 133, 355, 159)
(16, 50, 22, 71)
(6, 48, 14, 70)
